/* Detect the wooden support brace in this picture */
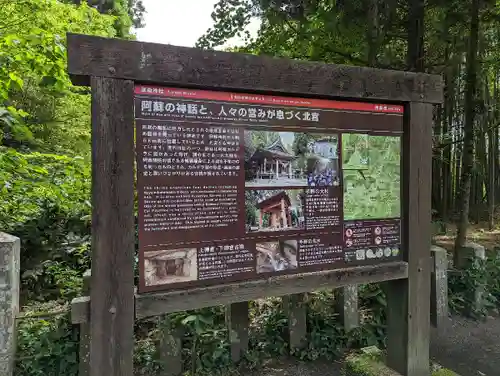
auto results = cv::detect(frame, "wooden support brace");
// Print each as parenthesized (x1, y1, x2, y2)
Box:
(136, 262, 408, 318)
(335, 285, 359, 332)
(89, 77, 135, 376)
(159, 318, 184, 376)
(386, 102, 433, 376)
(225, 302, 249, 363)
(283, 293, 307, 351)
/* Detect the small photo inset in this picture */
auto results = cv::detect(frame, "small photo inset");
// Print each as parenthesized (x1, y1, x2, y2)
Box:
(244, 131, 340, 188)
(256, 240, 298, 274)
(244, 131, 308, 188)
(245, 189, 305, 233)
(144, 248, 197, 286)
(306, 137, 340, 187)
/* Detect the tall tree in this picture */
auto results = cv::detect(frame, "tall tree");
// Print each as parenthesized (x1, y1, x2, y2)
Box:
(454, 0, 481, 264)
(407, 0, 425, 71)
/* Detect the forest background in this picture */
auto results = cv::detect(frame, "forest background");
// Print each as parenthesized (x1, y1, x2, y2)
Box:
(1, 0, 499, 375)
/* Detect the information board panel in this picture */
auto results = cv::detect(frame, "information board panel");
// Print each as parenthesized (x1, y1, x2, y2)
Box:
(135, 85, 403, 293)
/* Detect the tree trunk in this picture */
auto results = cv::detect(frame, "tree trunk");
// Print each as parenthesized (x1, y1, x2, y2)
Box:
(488, 123, 496, 229)
(407, 0, 425, 71)
(442, 48, 454, 221)
(433, 104, 443, 217)
(366, 0, 379, 67)
(453, 105, 463, 215)
(488, 72, 498, 229)
(454, 0, 480, 264)
(475, 116, 487, 223)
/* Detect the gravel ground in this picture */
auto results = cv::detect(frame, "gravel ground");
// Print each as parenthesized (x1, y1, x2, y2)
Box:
(247, 357, 344, 376)
(246, 315, 500, 376)
(430, 315, 500, 376)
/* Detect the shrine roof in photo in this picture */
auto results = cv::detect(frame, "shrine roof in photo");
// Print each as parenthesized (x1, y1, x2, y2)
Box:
(256, 191, 291, 210)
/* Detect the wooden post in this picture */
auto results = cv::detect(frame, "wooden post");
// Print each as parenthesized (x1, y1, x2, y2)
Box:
(78, 269, 91, 376)
(159, 318, 183, 376)
(430, 246, 448, 330)
(89, 77, 135, 376)
(226, 302, 249, 363)
(283, 293, 307, 351)
(335, 285, 359, 332)
(386, 102, 433, 376)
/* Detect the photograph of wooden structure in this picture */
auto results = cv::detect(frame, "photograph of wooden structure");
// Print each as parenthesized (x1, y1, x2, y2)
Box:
(256, 240, 298, 273)
(144, 248, 197, 286)
(248, 190, 304, 232)
(246, 136, 307, 187)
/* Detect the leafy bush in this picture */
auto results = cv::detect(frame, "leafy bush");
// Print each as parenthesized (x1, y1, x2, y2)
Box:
(16, 287, 390, 376)
(448, 252, 500, 318)
(0, 147, 91, 302)
(15, 302, 79, 376)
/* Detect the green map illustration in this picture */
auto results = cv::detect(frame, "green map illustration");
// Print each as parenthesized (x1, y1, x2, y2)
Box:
(342, 134, 401, 220)
(342, 133, 369, 170)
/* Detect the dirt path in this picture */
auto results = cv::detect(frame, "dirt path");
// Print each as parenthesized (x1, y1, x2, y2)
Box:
(430, 315, 500, 376)
(248, 358, 344, 376)
(247, 314, 500, 376)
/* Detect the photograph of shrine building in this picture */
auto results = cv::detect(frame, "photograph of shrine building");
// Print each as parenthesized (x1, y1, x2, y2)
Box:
(144, 248, 197, 286)
(244, 130, 340, 188)
(256, 240, 298, 273)
(245, 189, 305, 233)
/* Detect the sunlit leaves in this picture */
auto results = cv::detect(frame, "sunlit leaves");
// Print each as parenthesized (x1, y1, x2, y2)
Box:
(0, 0, 116, 150)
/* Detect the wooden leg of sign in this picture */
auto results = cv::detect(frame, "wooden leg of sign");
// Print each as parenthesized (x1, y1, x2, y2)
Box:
(159, 322, 183, 376)
(89, 77, 135, 376)
(226, 302, 249, 363)
(284, 293, 307, 351)
(335, 285, 359, 332)
(386, 102, 433, 376)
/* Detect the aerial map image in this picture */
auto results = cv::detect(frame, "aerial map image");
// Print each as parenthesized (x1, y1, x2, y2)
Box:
(342, 134, 401, 220)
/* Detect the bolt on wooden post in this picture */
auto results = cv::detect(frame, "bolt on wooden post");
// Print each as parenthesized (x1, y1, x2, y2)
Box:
(66, 33, 443, 376)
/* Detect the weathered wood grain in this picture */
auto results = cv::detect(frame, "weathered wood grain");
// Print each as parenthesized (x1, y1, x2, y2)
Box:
(386, 102, 433, 376)
(335, 285, 359, 332)
(283, 293, 307, 351)
(89, 77, 135, 376)
(225, 302, 249, 362)
(67, 33, 443, 104)
(136, 262, 408, 319)
(159, 320, 183, 376)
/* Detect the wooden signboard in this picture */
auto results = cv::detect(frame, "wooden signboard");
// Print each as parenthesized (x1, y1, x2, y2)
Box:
(66, 33, 443, 376)
(135, 86, 404, 293)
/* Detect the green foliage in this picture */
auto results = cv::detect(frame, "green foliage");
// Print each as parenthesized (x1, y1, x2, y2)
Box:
(197, 0, 408, 69)
(18, 287, 388, 376)
(0, 148, 91, 302)
(0, 0, 116, 154)
(343, 135, 401, 220)
(448, 252, 500, 318)
(15, 302, 79, 376)
(62, 0, 146, 35)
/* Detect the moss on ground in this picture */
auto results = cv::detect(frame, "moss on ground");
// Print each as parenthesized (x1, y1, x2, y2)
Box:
(344, 347, 460, 376)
